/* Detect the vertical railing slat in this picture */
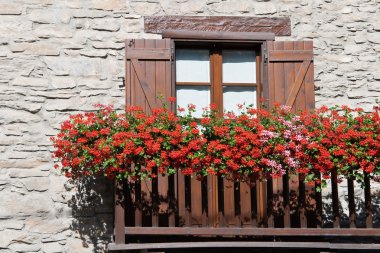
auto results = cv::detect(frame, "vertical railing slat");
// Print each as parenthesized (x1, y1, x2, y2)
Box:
(267, 178, 274, 228)
(347, 178, 356, 228)
(223, 179, 236, 226)
(257, 180, 267, 227)
(191, 176, 202, 226)
(299, 174, 307, 228)
(283, 173, 291, 228)
(158, 174, 168, 227)
(364, 172, 373, 228)
(240, 181, 252, 227)
(177, 172, 187, 226)
(207, 175, 219, 227)
(331, 170, 340, 228)
(114, 180, 125, 244)
(315, 173, 323, 228)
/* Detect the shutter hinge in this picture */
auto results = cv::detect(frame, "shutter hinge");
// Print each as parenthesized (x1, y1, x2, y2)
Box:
(170, 46, 174, 61)
(264, 52, 268, 63)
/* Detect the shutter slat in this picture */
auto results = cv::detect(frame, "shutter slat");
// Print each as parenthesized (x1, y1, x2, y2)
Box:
(268, 50, 313, 61)
(126, 49, 171, 60)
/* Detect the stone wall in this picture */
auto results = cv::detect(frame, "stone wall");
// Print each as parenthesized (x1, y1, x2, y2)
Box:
(0, 0, 379, 252)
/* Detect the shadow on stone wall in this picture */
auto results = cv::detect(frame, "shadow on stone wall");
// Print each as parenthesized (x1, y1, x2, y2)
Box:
(67, 177, 114, 252)
(322, 190, 380, 228)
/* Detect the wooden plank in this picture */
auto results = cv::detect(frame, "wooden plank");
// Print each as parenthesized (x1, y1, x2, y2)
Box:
(123, 227, 380, 237)
(267, 41, 275, 109)
(331, 170, 340, 228)
(134, 181, 142, 227)
(347, 178, 356, 228)
(283, 173, 290, 228)
(133, 39, 148, 112)
(364, 172, 373, 228)
(267, 178, 274, 228)
(141, 179, 153, 227)
(294, 41, 306, 113)
(304, 41, 315, 111)
(177, 172, 187, 226)
(114, 181, 125, 244)
(299, 174, 307, 228)
(315, 174, 323, 228)
(256, 180, 267, 227)
(223, 179, 235, 226)
(126, 48, 171, 59)
(240, 181, 252, 227)
(162, 29, 275, 41)
(273, 41, 285, 104)
(268, 50, 313, 61)
(109, 241, 380, 251)
(131, 59, 158, 111)
(191, 176, 202, 226)
(284, 60, 311, 109)
(145, 16, 291, 36)
(207, 175, 218, 227)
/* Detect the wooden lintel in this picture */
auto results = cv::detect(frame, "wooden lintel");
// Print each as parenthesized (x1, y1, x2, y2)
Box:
(145, 16, 291, 36)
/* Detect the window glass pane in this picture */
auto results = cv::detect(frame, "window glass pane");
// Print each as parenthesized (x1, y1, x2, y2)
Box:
(223, 86, 257, 115)
(222, 50, 256, 83)
(176, 49, 210, 82)
(176, 86, 210, 118)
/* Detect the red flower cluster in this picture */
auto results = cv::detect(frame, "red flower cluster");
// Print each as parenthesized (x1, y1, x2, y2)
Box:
(51, 100, 380, 187)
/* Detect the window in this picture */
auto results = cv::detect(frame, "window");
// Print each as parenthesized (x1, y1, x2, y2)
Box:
(175, 44, 261, 117)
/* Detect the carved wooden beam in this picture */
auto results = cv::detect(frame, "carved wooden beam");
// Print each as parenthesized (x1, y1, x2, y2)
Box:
(144, 16, 291, 36)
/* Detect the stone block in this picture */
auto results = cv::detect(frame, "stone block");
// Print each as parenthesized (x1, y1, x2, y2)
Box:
(25, 43, 61, 56)
(92, 41, 124, 50)
(0, 4, 22, 15)
(80, 50, 108, 58)
(212, 0, 252, 14)
(90, 0, 126, 11)
(25, 218, 70, 234)
(0, 230, 28, 248)
(254, 2, 277, 15)
(130, 2, 161, 15)
(180, 0, 206, 14)
(0, 192, 51, 218)
(9, 243, 41, 252)
(42, 242, 64, 253)
(35, 25, 74, 38)
(28, 10, 57, 24)
(64, 238, 94, 253)
(77, 76, 113, 89)
(45, 97, 83, 111)
(51, 77, 76, 89)
(9, 168, 50, 178)
(368, 33, 380, 44)
(22, 177, 50, 192)
(0, 108, 40, 124)
(0, 220, 24, 230)
(72, 10, 108, 18)
(12, 77, 49, 88)
(92, 20, 120, 32)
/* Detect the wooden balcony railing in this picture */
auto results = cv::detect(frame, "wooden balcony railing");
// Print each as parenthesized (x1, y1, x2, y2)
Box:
(111, 171, 380, 251)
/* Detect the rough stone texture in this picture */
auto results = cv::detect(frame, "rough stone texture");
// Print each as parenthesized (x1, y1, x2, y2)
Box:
(0, 0, 379, 252)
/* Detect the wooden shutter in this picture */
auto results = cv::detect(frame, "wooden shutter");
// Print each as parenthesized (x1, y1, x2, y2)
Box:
(262, 41, 316, 228)
(265, 41, 315, 111)
(125, 39, 173, 112)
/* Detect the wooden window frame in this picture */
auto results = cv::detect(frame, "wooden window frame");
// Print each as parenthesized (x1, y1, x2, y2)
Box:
(174, 42, 262, 116)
